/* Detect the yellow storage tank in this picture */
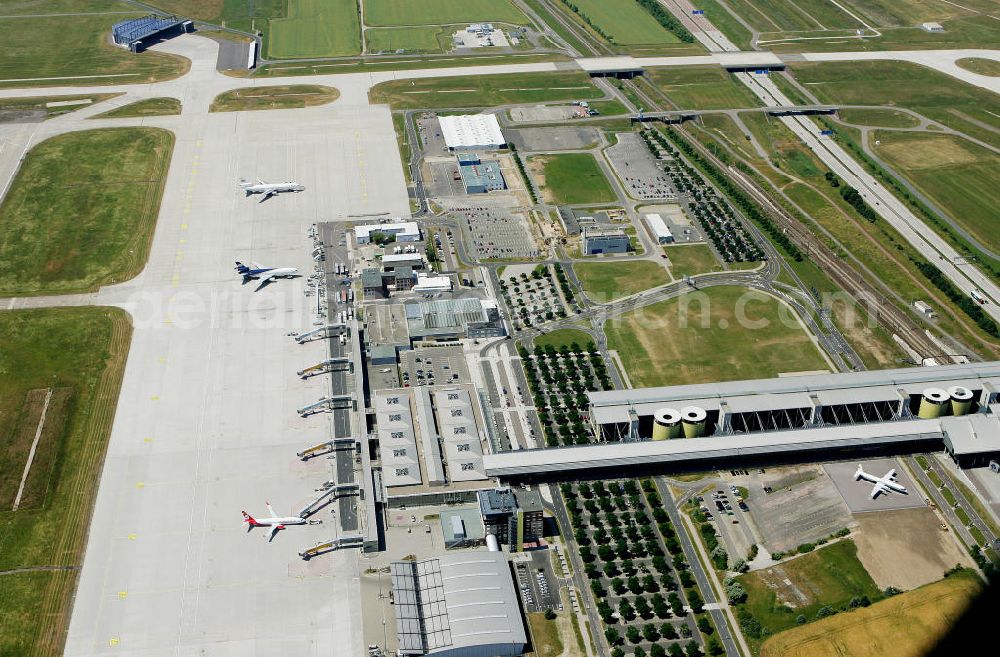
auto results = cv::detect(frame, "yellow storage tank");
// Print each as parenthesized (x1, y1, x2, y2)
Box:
(948, 386, 974, 416)
(681, 406, 707, 438)
(917, 387, 949, 419)
(652, 408, 682, 440)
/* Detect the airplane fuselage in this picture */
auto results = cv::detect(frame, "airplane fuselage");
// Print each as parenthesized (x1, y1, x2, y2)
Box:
(240, 181, 304, 196)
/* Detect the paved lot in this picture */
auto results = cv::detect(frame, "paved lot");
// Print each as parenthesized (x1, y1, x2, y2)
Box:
(507, 126, 599, 151)
(39, 38, 410, 657)
(605, 132, 677, 201)
(824, 459, 926, 513)
(400, 345, 470, 387)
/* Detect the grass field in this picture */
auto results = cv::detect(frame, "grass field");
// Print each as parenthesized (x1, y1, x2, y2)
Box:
(93, 97, 182, 118)
(0, 128, 173, 296)
(956, 57, 1000, 77)
(789, 61, 1000, 149)
(575, 261, 668, 302)
(369, 71, 597, 109)
(0, 4, 188, 87)
(533, 328, 594, 350)
(0, 93, 121, 119)
(871, 131, 1000, 252)
(739, 540, 883, 647)
(0, 307, 132, 657)
(835, 108, 920, 128)
(558, 0, 680, 45)
(665, 243, 722, 277)
(605, 286, 827, 387)
(759, 572, 981, 657)
(268, 0, 361, 58)
(366, 26, 450, 53)
(363, 0, 528, 27)
(210, 84, 340, 111)
(645, 66, 762, 109)
(527, 612, 564, 657)
(529, 153, 615, 205)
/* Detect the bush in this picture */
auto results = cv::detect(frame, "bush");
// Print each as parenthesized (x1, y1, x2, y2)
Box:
(726, 580, 747, 604)
(544, 608, 556, 620)
(816, 605, 835, 619)
(697, 616, 714, 635)
(795, 614, 807, 625)
(797, 542, 816, 554)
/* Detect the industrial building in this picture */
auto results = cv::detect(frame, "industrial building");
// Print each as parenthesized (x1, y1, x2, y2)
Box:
(383, 253, 424, 271)
(391, 552, 527, 656)
(582, 226, 631, 255)
(406, 298, 505, 342)
(644, 213, 674, 244)
(112, 14, 192, 51)
(373, 385, 490, 495)
(355, 221, 421, 244)
(439, 114, 506, 151)
(478, 487, 544, 550)
(457, 153, 506, 193)
(482, 363, 1000, 478)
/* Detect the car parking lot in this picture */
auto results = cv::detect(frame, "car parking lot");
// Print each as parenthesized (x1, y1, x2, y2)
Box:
(400, 345, 471, 387)
(605, 132, 677, 201)
(514, 550, 560, 612)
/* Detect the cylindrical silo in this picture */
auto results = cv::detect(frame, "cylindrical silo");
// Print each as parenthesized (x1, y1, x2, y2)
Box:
(486, 534, 500, 552)
(681, 406, 707, 438)
(653, 408, 682, 440)
(948, 386, 974, 416)
(917, 387, 949, 419)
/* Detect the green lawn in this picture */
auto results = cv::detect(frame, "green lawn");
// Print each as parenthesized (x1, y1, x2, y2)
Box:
(0, 128, 173, 296)
(0, 307, 131, 657)
(560, 0, 680, 45)
(665, 243, 722, 277)
(645, 66, 761, 109)
(606, 286, 827, 387)
(738, 540, 882, 646)
(836, 108, 920, 128)
(788, 61, 1000, 150)
(363, 0, 528, 26)
(0, 93, 121, 118)
(530, 153, 615, 205)
(268, 0, 361, 58)
(872, 131, 1000, 253)
(93, 97, 181, 118)
(956, 57, 1000, 77)
(0, 7, 188, 87)
(533, 328, 594, 350)
(575, 260, 668, 302)
(210, 84, 340, 112)
(369, 71, 597, 109)
(366, 26, 450, 53)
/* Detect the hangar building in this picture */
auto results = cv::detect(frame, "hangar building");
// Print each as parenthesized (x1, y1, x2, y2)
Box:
(439, 114, 506, 151)
(112, 14, 192, 52)
(391, 552, 527, 656)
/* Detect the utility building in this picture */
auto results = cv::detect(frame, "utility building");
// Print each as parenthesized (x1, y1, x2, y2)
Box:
(645, 213, 674, 244)
(391, 552, 527, 656)
(582, 226, 630, 255)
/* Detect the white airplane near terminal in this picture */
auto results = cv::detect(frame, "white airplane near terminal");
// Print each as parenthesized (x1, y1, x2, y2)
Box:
(854, 464, 908, 499)
(239, 179, 305, 202)
(242, 503, 307, 542)
(235, 261, 299, 291)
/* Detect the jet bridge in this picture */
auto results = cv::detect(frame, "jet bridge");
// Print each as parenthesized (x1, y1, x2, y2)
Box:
(297, 357, 352, 378)
(297, 482, 360, 518)
(297, 394, 354, 416)
(296, 437, 359, 460)
(294, 323, 348, 343)
(298, 535, 365, 559)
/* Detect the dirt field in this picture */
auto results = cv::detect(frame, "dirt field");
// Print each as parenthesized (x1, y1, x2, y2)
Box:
(852, 507, 974, 590)
(760, 574, 981, 657)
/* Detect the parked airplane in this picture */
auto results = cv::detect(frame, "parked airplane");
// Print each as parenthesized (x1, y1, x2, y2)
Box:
(239, 179, 305, 202)
(242, 503, 307, 542)
(854, 464, 908, 499)
(235, 261, 299, 291)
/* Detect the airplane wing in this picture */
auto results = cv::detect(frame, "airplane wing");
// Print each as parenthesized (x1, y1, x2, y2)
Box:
(267, 525, 281, 542)
(871, 482, 887, 499)
(258, 190, 276, 203)
(254, 270, 280, 291)
(266, 502, 278, 518)
(886, 468, 897, 480)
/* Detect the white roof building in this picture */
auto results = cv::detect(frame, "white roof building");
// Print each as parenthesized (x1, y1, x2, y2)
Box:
(645, 213, 674, 244)
(439, 114, 506, 150)
(412, 273, 453, 293)
(391, 552, 527, 656)
(355, 221, 421, 244)
(374, 390, 423, 487)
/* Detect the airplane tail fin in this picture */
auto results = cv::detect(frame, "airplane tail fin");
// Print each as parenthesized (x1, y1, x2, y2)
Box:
(235, 261, 250, 274)
(854, 464, 864, 480)
(242, 511, 260, 526)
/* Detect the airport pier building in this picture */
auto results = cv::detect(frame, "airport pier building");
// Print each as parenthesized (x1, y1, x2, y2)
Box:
(482, 363, 1000, 479)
